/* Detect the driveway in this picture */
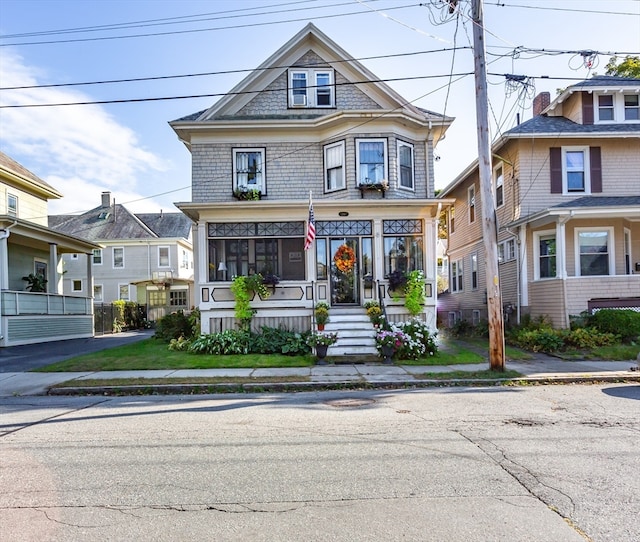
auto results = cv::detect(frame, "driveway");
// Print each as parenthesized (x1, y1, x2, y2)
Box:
(0, 330, 154, 372)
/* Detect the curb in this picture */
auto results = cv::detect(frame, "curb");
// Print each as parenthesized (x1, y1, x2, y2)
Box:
(47, 374, 640, 396)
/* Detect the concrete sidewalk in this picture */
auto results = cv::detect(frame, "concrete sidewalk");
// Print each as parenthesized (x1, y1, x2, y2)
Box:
(1, 356, 638, 397)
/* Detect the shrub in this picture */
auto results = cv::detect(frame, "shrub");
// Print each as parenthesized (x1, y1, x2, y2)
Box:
(508, 328, 561, 352)
(589, 309, 640, 343)
(563, 327, 619, 349)
(389, 318, 438, 360)
(168, 336, 192, 351)
(190, 329, 252, 355)
(252, 326, 311, 355)
(154, 310, 194, 343)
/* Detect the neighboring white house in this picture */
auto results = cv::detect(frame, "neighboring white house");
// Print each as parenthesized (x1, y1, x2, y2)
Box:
(0, 151, 99, 347)
(170, 23, 455, 351)
(50, 191, 195, 322)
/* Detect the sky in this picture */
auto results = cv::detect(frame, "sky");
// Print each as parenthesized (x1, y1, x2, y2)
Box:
(1, 0, 639, 217)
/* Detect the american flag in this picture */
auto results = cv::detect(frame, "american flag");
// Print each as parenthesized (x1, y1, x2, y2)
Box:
(303, 196, 316, 251)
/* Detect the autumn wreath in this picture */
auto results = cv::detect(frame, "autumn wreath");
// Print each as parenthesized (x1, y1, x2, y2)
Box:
(334, 244, 356, 273)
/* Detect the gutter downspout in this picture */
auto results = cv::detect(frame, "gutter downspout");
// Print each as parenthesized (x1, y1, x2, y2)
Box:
(504, 226, 521, 325)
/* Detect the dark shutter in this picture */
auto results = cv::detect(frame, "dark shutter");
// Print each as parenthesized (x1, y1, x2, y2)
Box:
(550, 147, 562, 194)
(582, 91, 594, 125)
(590, 147, 602, 193)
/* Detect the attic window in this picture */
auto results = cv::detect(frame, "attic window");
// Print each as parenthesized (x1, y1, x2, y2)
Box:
(289, 69, 334, 108)
(98, 211, 110, 220)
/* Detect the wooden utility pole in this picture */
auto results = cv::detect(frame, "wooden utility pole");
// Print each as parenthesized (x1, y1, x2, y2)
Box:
(471, 0, 505, 370)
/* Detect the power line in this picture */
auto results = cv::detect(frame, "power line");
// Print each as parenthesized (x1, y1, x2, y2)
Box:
(0, 47, 470, 91)
(0, 2, 418, 47)
(0, 72, 475, 108)
(489, 1, 640, 17)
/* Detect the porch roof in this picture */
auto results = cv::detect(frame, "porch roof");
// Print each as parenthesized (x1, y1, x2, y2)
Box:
(507, 196, 640, 229)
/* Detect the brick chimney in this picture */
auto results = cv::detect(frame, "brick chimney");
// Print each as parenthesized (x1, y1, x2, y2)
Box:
(533, 92, 550, 116)
(101, 191, 111, 207)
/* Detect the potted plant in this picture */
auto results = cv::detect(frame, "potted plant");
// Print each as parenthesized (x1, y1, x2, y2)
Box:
(314, 301, 330, 330)
(375, 329, 407, 364)
(387, 269, 407, 292)
(233, 187, 262, 200)
(306, 331, 338, 364)
(364, 300, 384, 327)
(261, 273, 280, 292)
(22, 273, 47, 293)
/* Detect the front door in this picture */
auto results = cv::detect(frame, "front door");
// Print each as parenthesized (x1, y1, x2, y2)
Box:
(330, 238, 359, 305)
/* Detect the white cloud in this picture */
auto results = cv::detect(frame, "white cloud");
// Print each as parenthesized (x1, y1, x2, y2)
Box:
(0, 49, 168, 214)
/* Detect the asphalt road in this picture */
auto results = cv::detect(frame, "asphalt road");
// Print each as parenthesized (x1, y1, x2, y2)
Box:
(1, 384, 639, 541)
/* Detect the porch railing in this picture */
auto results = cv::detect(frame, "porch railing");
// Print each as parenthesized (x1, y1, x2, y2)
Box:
(0, 291, 92, 316)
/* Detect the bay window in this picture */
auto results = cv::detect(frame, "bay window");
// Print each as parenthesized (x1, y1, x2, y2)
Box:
(397, 141, 414, 190)
(324, 141, 345, 191)
(356, 139, 387, 186)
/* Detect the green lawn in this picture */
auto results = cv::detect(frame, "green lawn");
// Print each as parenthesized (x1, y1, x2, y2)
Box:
(414, 369, 523, 380)
(35, 339, 316, 372)
(35, 337, 490, 372)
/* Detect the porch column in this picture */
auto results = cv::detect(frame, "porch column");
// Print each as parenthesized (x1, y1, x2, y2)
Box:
(0, 231, 9, 290)
(373, 218, 384, 293)
(197, 221, 207, 301)
(556, 218, 568, 279)
(519, 227, 528, 308)
(86, 252, 94, 300)
(49, 243, 59, 294)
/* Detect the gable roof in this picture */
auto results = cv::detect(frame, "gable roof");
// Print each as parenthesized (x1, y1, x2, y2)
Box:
(171, 23, 452, 129)
(0, 151, 63, 200)
(49, 205, 192, 243)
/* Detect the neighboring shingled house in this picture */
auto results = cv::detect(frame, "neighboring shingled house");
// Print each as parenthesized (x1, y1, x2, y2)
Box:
(170, 23, 454, 355)
(1, 151, 99, 347)
(438, 76, 640, 329)
(49, 191, 194, 321)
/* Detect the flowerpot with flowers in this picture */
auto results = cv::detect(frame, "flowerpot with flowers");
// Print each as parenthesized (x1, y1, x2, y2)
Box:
(314, 301, 330, 330)
(375, 329, 407, 364)
(364, 301, 384, 327)
(306, 331, 338, 364)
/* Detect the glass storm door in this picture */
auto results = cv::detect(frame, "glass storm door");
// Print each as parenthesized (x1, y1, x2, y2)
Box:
(330, 238, 359, 305)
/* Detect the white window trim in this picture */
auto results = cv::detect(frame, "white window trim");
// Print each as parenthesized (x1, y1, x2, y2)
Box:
(232, 148, 265, 193)
(92, 248, 103, 266)
(113, 247, 125, 269)
(289, 69, 334, 108)
(158, 246, 170, 268)
(574, 227, 615, 277)
(397, 140, 415, 191)
(93, 284, 103, 302)
(7, 193, 18, 216)
(324, 140, 345, 192)
(624, 227, 632, 275)
(118, 283, 131, 301)
(533, 229, 557, 280)
(594, 92, 640, 124)
(562, 146, 591, 195)
(451, 258, 463, 293)
(494, 163, 504, 208)
(72, 279, 83, 292)
(472, 309, 481, 326)
(356, 138, 388, 186)
(470, 252, 478, 290)
(468, 185, 476, 223)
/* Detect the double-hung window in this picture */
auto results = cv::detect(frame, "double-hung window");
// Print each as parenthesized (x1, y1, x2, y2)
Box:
(598, 95, 614, 121)
(625, 95, 639, 120)
(471, 253, 478, 290)
(233, 149, 264, 194)
(535, 232, 556, 279)
(563, 147, 589, 193)
(468, 185, 476, 223)
(324, 141, 345, 192)
(356, 139, 387, 186)
(451, 259, 463, 292)
(113, 247, 124, 269)
(93, 284, 103, 302)
(289, 70, 334, 108)
(158, 246, 170, 268)
(7, 194, 17, 216)
(494, 164, 504, 207)
(92, 248, 103, 265)
(397, 141, 414, 190)
(576, 228, 613, 276)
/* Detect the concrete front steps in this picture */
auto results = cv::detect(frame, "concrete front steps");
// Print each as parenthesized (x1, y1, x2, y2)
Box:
(322, 307, 380, 362)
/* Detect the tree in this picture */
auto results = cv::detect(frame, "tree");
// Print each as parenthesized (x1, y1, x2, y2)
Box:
(605, 56, 640, 79)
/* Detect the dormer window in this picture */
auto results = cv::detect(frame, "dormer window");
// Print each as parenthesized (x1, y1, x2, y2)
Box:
(289, 69, 334, 108)
(595, 92, 640, 123)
